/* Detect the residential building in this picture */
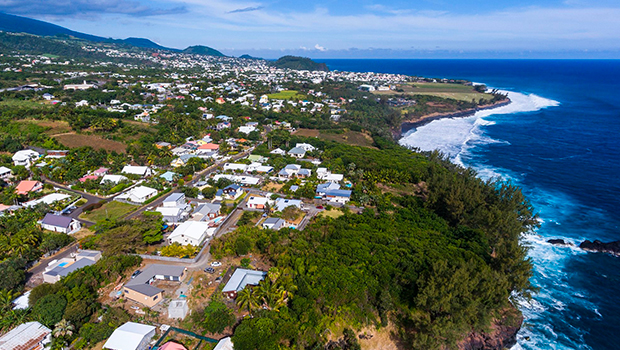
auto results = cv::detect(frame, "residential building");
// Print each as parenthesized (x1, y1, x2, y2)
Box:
(270, 148, 286, 155)
(287, 147, 307, 159)
(123, 265, 186, 307)
(222, 268, 267, 299)
(213, 337, 234, 350)
(297, 168, 312, 178)
(247, 196, 271, 209)
(39, 213, 81, 234)
(0, 166, 12, 180)
(262, 217, 288, 230)
(295, 143, 316, 152)
(63, 81, 96, 90)
(12, 149, 39, 167)
(116, 186, 158, 204)
(156, 207, 186, 224)
(46, 150, 69, 158)
(191, 203, 221, 221)
(223, 163, 248, 172)
(323, 189, 352, 204)
(24, 193, 70, 208)
(221, 184, 243, 200)
(167, 221, 213, 246)
(163, 193, 186, 208)
(102, 322, 156, 350)
(274, 198, 302, 212)
(122, 166, 152, 177)
(100, 174, 128, 184)
(316, 182, 341, 196)
(0, 321, 51, 350)
(15, 180, 43, 196)
(43, 250, 101, 283)
(160, 342, 188, 350)
(159, 171, 178, 182)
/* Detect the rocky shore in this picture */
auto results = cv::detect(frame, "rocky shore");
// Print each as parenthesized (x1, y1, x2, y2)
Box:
(579, 240, 620, 257)
(400, 98, 512, 136)
(458, 306, 523, 350)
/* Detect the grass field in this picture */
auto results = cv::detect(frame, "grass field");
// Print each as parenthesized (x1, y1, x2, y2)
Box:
(0, 99, 51, 108)
(267, 90, 304, 100)
(54, 133, 127, 153)
(15, 119, 73, 135)
(319, 209, 344, 219)
(374, 82, 494, 103)
(80, 201, 136, 222)
(294, 128, 376, 148)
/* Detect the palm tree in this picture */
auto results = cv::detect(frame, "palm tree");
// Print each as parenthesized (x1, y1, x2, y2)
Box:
(236, 288, 259, 316)
(0, 289, 15, 312)
(53, 319, 74, 338)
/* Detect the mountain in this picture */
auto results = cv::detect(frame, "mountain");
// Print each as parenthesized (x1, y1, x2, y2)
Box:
(0, 12, 224, 56)
(239, 54, 262, 60)
(272, 55, 329, 71)
(182, 45, 225, 57)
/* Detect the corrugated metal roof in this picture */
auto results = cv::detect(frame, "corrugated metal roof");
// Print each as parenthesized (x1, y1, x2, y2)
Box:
(0, 321, 50, 350)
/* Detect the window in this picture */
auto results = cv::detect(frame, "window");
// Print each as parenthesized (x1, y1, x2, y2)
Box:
(153, 295, 158, 300)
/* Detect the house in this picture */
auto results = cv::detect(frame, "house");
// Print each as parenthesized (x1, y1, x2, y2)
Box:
(222, 268, 267, 299)
(213, 174, 260, 186)
(270, 148, 286, 156)
(0, 321, 51, 350)
(156, 207, 187, 224)
(274, 198, 302, 212)
(246, 163, 273, 173)
(0, 166, 12, 180)
(100, 174, 128, 185)
(213, 337, 234, 350)
(167, 221, 213, 246)
(295, 143, 316, 152)
(46, 150, 69, 158)
(79, 175, 99, 183)
(297, 168, 312, 178)
(247, 154, 267, 163)
(42, 93, 54, 100)
(122, 166, 152, 177)
(116, 186, 158, 204)
(316, 182, 341, 196)
(42, 250, 101, 283)
(39, 213, 81, 234)
(223, 163, 248, 172)
(197, 143, 219, 151)
(278, 164, 301, 180)
(287, 147, 306, 159)
(24, 193, 70, 208)
(262, 217, 288, 230)
(323, 189, 352, 204)
(155, 142, 172, 149)
(64, 81, 96, 90)
(123, 265, 186, 307)
(217, 122, 231, 130)
(191, 203, 221, 221)
(247, 196, 271, 209)
(160, 342, 188, 350)
(238, 125, 256, 134)
(221, 184, 243, 200)
(168, 300, 189, 320)
(163, 193, 186, 207)
(159, 171, 178, 182)
(15, 180, 43, 196)
(102, 322, 156, 350)
(93, 167, 109, 176)
(12, 149, 39, 167)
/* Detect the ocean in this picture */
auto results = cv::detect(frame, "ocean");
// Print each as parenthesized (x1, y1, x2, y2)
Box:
(318, 59, 620, 350)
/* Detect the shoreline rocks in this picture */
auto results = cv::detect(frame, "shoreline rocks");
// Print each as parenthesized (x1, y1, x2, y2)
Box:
(547, 239, 575, 247)
(579, 240, 620, 257)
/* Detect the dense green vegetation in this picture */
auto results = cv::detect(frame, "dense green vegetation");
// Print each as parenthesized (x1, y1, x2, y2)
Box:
(272, 56, 329, 72)
(183, 45, 225, 57)
(211, 141, 536, 349)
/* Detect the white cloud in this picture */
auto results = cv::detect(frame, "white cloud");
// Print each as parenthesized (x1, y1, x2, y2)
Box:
(314, 44, 326, 51)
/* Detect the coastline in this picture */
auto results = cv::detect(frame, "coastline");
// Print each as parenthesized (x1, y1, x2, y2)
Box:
(399, 98, 512, 136)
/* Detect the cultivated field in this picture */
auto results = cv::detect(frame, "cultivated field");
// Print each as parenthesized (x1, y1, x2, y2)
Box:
(54, 133, 128, 153)
(267, 90, 305, 100)
(294, 128, 376, 148)
(374, 82, 494, 103)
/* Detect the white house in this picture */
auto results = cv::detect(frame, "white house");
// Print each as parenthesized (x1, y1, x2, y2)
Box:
(0, 321, 51, 350)
(167, 221, 213, 246)
(323, 189, 352, 204)
(43, 250, 101, 283)
(270, 148, 286, 155)
(247, 163, 273, 173)
(223, 163, 248, 172)
(103, 322, 156, 350)
(213, 337, 234, 350)
(262, 217, 288, 230)
(238, 125, 256, 134)
(274, 198, 302, 212)
(247, 196, 272, 209)
(296, 143, 316, 152)
(39, 213, 81, 234)
(122, 166, 152, 177)
(156, 207, 187, 224)
(12, 150, 39, 167)
(100, 174, 128, 184)
(163, 193, 186, 208)
(116, 186, 158, 204)
(287, 147, 306, 159)
(0, 166, 13, 180)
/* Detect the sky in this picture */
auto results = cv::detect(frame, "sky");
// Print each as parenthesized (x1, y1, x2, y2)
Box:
(1, 0, 620, 58)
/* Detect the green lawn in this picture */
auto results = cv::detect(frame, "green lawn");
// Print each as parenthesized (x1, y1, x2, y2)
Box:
(0, 99, 51, 108)
(267, 90, 304, 100)
(80, 201, 137, 222)
(374, 82, 494, 103)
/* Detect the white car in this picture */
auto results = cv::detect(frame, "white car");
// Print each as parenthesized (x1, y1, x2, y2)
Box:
(210, 261, 222, 267)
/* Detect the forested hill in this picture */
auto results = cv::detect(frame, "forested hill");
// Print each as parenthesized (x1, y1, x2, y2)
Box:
(272, 55, 329, 71)
(211, 137, 538, 349)
(182, 45, 225, 57)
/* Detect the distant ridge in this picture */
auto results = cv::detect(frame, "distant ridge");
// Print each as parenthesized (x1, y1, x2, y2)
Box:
(272, 55, 329, 71)
(182, 45, 225, 57)
(0, 12, 225, 56)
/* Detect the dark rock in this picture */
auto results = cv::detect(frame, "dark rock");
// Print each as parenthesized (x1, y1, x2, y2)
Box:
(547, 239, 574, 246)
(579, 240, 620, 257)
(459, 307, 523, 350)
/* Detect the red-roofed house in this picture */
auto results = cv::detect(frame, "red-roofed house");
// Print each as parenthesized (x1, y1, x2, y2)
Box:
(159, 341, 188, 350)
(79, 175, 99, 183)
(198, 143, 219, 151)
(15, 181, 43, 196)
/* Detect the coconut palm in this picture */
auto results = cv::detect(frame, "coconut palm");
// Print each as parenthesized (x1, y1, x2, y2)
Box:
(53, 319, 74, 338)
(236, 288, 259, 316)
(0, 289, 15, 312)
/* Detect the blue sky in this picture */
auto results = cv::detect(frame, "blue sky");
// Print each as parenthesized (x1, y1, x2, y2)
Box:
(2, 0, 620, 58)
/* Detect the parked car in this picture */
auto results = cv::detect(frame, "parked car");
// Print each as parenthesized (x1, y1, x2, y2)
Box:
(316, 205, 324, 210)
(131, 270, 141, 279)
(204, 267, 215, 274)
(215, 276, 222, 282)
(210, 261, 222, 267)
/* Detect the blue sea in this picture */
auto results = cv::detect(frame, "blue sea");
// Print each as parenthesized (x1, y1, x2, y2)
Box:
(319, 59, 620, 350)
